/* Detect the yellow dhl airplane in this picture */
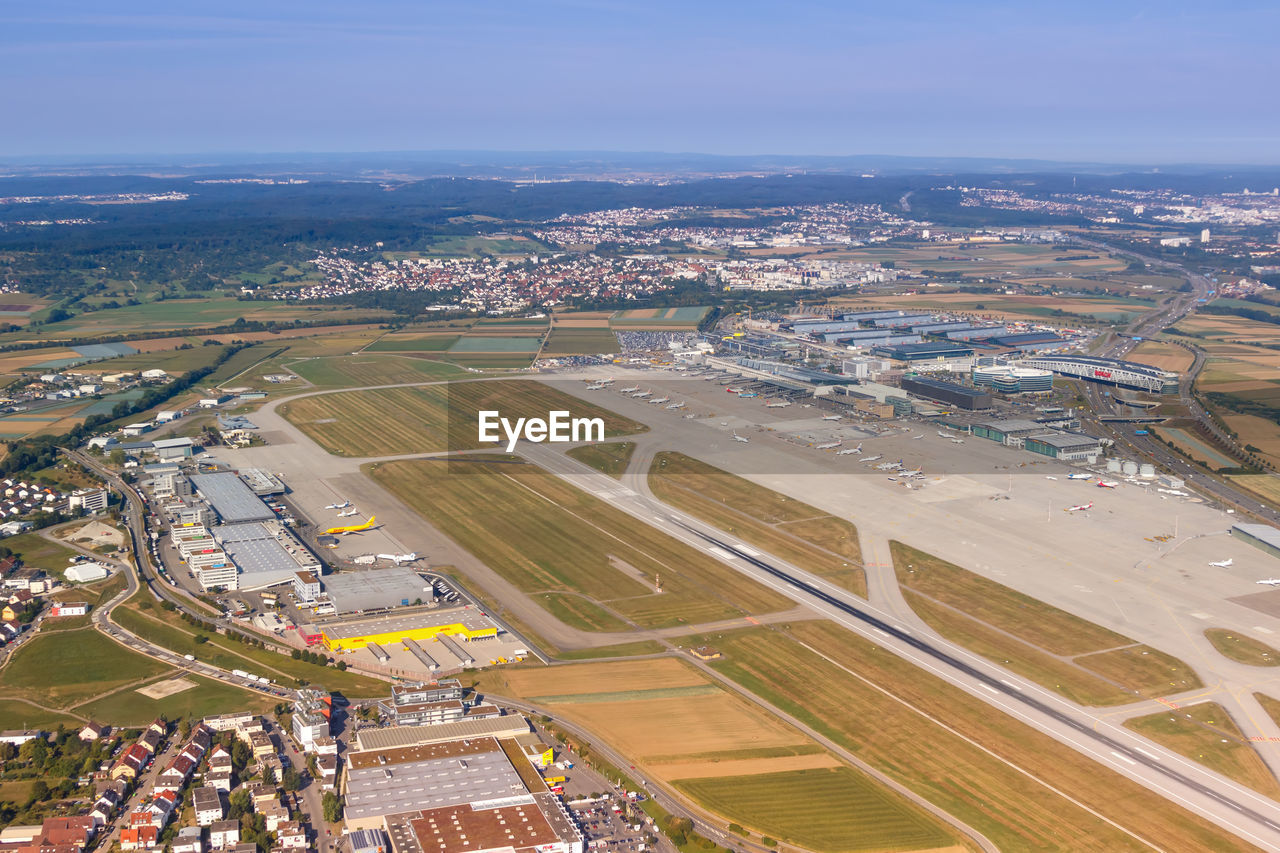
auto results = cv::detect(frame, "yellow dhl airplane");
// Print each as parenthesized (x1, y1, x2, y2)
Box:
(322, 516, 376, 536)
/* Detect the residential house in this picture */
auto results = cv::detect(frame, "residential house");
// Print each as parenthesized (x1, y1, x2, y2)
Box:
(249, 784, 278, 809)
(275, 822, 306, 850)
(155, 753, 196, 794)
(138, 729, 163, 754)
(193, 786, 223, 826)
(39, 817, 95, 850)
(208, 820, 240, 851)
(172, 827, 203, 853)
(110, 743, 150, 781)
(78, 722, 107, 742)
(260, 804, 289, 833)
(119, 826, 158, 851)
(205, 768, 233, 792)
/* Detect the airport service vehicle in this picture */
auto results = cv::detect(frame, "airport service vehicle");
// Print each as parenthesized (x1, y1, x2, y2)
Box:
(1067, 473, 1092, 480)
(1064, 502, 1093, 512)
(732, 432, 749, 443)
(1209, 559, 1234, 568)
(822, 414, 842, 421)
(324, 500, 350, 510)
(815, 440, 842, 450)
(1259, 579, 1280, 586)
(1097, 480, 1119, 489)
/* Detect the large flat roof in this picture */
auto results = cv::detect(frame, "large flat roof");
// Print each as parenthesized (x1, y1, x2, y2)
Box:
(213, 522, 317, 587)
(1027, 432, 1101, 449)
(190, 473, 274, 524)
(320, 607, 494, 640)
(1234, 524, 1280, 552)
(355, 717, 530, 752)
(322, 568, 437, 614)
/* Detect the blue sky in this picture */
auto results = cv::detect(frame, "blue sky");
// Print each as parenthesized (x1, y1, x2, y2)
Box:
(3, 0, 1277, 163)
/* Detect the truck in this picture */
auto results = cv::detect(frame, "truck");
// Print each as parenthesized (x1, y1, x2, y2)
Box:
(183, 654, 195, 662)
(231, 669, 249, 679)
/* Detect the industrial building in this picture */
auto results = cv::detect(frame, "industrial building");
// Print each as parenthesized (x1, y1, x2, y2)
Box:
(971, 418, 1047, 446)
(212, 521, 321, 591)
(946, 325, 1010, 340)
(1020, 355, 1179, 394)
(874, 341, 975, 362)
(320, 568, 436, 615)
(355, 718, 532, 752)
(1232, 524, 1280, 561)
(988, 332, 1069, 351)
(1024, 432, 1103, 461)
(972, 364, 1055, 393)
(899, 376, 992, 410)
(319, 608, 499, 653)
(189, 473, 276, 524)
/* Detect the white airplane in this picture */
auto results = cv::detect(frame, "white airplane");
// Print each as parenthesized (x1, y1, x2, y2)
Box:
(822, 414, 842, 421)
(649, 397, 670, 405)
(585, 384, 605, 391)
(899, 468, 923, 477)
(324, 500, 350, 510)
(837, 443, 863, 456)
(1045, 476, 1058, 480)
(1209, 559, 1234, 568)
(619, 386, 639, 393)
(860, 455, 883, 464)
(390, 553, 418, 565)
(337, 508, 358, 517)
(732, 432, 749, 443)
(937, 431, 953, 438)
(1064, 502, 1093, 512)
(666, 401, 685, 409)
(912, 434, 924, 440)
(1259, 579, 1280, 587)
(816, 440, 843, 450)
(876, 461, 902, 470)
(766, 401, 792, 408)
(597, 378, 614, 386)
(1097, 480, 1119, 489)
(632, 390, 651, 398)
(683, 413, 697, 419)
(950, 438, 965, 444)
(1066, 473, 1091, 480)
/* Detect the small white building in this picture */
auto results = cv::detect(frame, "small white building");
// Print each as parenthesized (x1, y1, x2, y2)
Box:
(121, 423, 154, 437)
(154, 410, 181, 423)
(142, 370, 169, 381)
(65, 563, 110, 584)
(87, 436, 118, 450)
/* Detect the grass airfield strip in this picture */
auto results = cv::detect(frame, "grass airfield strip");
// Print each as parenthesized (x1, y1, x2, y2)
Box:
(479, 658, 963, 853)
(282, 378, 645, 457)
(674, 623, 1259, 853)
(648, 451, 867, 598)
(369, 457, 791, 628)
(890, 541, 1203, 704)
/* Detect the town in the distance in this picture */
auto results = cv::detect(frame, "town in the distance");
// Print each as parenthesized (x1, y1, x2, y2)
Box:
(3, 158, 1280, 853)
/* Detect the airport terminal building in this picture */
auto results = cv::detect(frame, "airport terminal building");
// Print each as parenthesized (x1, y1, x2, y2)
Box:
(1020, 355, 1179, 394)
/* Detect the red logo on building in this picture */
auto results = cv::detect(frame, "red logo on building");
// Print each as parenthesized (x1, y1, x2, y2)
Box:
(1093, 369, 1112, 378)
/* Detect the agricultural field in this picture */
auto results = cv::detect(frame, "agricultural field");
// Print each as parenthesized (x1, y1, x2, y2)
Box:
(0, 700, 82, 731)
(1229, 475, 1280, 507)
(4, 628, 170, 707)
(610, 306, 710, 329)
(364, 333, 461, 352)
(1205, 628, 1280, 667)
(77, 673, 277, 725)
(1151, 425, 1238, 470)
(890, 541, 1202, 703)
(675, 768, 955, 853)
(489, 658, 957, 852)
(0, 403, 93, 439)
(831, 291, 1153, 324)
(565, 441, 636, 478)
(3, 531, 81, 571)
(283, 379, 644, 456)
(1129, 340, 1196, 372)
(73, 343, 231, 377)
(369, 458, 791, 628)
(385, 234, 552, 257)
(540, 327, 619, 355)
(686, 623, 1254, 853)
(1124, 702, 1280, 800)
(285, 355, 467, 388)
(649, 452, 865, 597)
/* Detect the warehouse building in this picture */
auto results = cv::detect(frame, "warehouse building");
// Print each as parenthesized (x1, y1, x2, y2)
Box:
(899, 376, 992, 410)
(1020, 355, 1179, 394)
(871, 313, 935, 328)
(189, 473, 275, 524)
(1024, 432, 1102, 462)
(212, 521, 322, 591)
(319, 608, 499, 653)
(988, 332, 1069, 352)
(320, 568, 436, 615)
(874, 341, 975, 362)
(971, 418, 1047, 446)
(946, 325, 1010, 340)
(354, 717, 531, 752)
(1232, 524, 1280, 561)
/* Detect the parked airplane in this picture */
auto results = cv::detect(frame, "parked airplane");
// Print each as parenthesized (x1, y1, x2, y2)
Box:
(815, 441, 843, 450)
(1097, 480, 1119, 489)
(666, 402, 686, 409)
(649, 397, 670, 405)
(324, 500, 350, 510)
(596, 379, 614, 386)
(1045, 476, 1058, 480)
(732, 432, 749, 443)
(390, 553, 418, 565)
(1064, 502, 1093, 513)
(822, 414, 842, 421)
(860, 455, 883, 463)
(739, 392, 759, 398)
(337, 508, 358, 517)
(1258, 579, 1280, 587)
(950, 438, 965, 444)
(899, 468, 923, 477)
(912, 434, 924, 440)
(837, 443, 863, 456)
(586, 384, 605, 391)
(937, 431, 953, 438)
(619, 386, 639, 393)
(631, 390, 651, 398)
(726, 387, 742, 394)
(1067, 473, 1092, 480)
(766, 401, 792, 408)
(1209, 559, 1234, 568)
(322, 516, 376, 536)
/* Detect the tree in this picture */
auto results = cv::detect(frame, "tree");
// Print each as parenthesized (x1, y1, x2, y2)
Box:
(228, 789, 252, 820)
(321, 791, 343, 823)
(108, 448, 126, 467)
(230, 739, 252, 773)
(27, 780, 50, 807)
(261, 766, 277, 786)
(282, 767, 303, 792)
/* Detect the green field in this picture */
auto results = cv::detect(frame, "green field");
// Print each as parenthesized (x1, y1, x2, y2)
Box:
(687, 623, 1254, 852)
(538, 593, 630, 632)
(3, 531, 80, 570)
(5, 629, 171, 707)
(650, 453, 865, 597)
(541, 328, 620, 355)
(76, 674, 277, 726)
(365, 335, 461, 352)
(283, 379, 645, 457)
(1125, 702, 1280, 800)
(611, 306, 710, 328)
(369, 458, 791, 629)
(287, 355, 468, 388)
(449, 335, 543, 353)
(675, 767, 955, 852)
(202, 344, 290, 386)
(891, 541, 1201, 702)
(0, 699, 84, 731)
(76, 344, 232, 377)
(565, 442, 636, 478)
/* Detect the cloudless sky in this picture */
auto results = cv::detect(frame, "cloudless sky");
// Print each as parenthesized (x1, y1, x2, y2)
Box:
(3, 0, 1278, 163)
